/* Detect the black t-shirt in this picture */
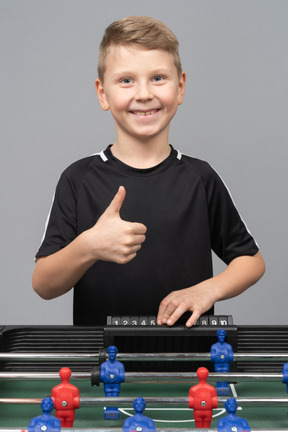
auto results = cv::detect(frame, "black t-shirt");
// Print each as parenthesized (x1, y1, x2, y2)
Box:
(36, 146, 259, 324)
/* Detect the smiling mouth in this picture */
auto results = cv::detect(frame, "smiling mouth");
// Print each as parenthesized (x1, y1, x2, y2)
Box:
(131, 109, 159, 116)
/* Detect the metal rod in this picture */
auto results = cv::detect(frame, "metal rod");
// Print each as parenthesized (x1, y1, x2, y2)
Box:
(81, 396, 288, 407)
(118, 353, 288, 363)
(1, 352, 288, 362)
(0, 371, 284, 383)
(0, 372, 90, 380)
(0, 398, 43, 404)
(124, 372, 284, 383)
(0, 353, 100, 362)
(1, 396, 288, 407)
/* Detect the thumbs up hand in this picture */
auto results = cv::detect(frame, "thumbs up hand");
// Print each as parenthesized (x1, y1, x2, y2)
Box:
(87, 186, 147, 264)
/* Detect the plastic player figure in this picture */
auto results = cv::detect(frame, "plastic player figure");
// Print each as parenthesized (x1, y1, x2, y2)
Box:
(28, 397, 61, 432)
(217, 397, 251, 432)
(189, 367, 218, 428)
(210, 329, 234, 396)
(282, 362, 288, 393)
(123, 397, 156, 432)
(100, 345, 125, 420)
(51, 367, 80, 427)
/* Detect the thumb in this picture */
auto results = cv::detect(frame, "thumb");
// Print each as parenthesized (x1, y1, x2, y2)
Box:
(107, 186, 126, 215)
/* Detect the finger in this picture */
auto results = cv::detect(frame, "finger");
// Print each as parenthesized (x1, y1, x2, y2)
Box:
(157, 297, 171, 325)
(122, 243, 143, 256)
(107, 186, 126, 215)
(166, 303, 188, 326)
(157, 293, 175, 325)
(185, 309, 201, 328)
(131, 222, 147, 235)
(136, 234, 146, 244)
(126, 233, 146, 247)
(117, 252, 137, 265)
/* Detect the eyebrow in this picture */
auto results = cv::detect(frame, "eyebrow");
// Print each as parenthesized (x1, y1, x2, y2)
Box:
(111, 71, 134, 79)
(111, 68, 172, 79)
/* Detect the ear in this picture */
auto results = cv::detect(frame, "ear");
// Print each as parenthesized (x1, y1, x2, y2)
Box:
(177, 71, 186, 106)
(95, 78, 110, 111)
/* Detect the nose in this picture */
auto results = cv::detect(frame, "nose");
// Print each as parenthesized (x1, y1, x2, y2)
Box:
(135, 81, 153, 102)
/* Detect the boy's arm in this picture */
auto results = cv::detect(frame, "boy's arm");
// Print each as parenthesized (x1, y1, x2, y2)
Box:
(157, 251, 265, 327)
(32, 187, 146, 300)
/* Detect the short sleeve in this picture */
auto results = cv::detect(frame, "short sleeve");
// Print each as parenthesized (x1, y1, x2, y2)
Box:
(204, 165, 259, 264)
(35, 170, 78, 258)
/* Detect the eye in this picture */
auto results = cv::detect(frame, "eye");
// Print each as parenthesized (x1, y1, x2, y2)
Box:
(121, 77, 133, 84)
(152, 75, 165, 82)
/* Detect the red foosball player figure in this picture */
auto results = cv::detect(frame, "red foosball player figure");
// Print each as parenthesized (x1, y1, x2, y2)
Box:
(51, 367, 80, 427)
(189, 367, 218, 428)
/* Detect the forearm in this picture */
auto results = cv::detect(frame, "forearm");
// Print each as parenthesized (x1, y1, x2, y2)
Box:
(157, 251, 265, 327)
(32, 231, 96, 300)
(209, 251, 266, 303)
(33, 187, 147, 300)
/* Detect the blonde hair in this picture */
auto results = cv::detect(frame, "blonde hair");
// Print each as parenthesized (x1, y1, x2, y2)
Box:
(98, 16, 182, 83)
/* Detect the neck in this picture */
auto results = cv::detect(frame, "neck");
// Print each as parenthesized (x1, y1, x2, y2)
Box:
(111, 138, 171, 169)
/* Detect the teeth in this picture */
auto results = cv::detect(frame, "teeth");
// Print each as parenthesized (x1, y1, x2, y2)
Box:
(134, 110, 157, 116)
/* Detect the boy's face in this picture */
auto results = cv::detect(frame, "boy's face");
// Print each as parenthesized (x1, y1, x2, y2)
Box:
(96, 45, 185, 144)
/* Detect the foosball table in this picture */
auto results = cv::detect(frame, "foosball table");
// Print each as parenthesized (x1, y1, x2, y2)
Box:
(1, 316, 288, 431)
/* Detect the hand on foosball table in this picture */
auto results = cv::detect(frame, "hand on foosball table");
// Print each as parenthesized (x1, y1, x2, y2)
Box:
(157, 282, 217, 327)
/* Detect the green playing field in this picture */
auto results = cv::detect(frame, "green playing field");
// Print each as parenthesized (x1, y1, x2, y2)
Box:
(0, 378, 288, 428)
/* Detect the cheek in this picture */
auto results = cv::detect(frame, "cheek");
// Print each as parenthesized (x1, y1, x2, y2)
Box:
(160, 88, 180, 109)
(109, 93, 130, 114)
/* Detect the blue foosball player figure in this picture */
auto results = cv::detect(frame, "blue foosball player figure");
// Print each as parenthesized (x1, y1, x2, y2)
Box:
(217, 397, 251, 432)
(100, 345, 125, 420)
(282, 362, 288, 394)
(123, 397, 156, 432)
(28, 397, 61, 432)
(210, 329, 234, 396)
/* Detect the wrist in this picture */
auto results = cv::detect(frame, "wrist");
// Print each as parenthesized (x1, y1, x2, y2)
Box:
(197, 278, 222, 305)
(77, 229, 100, 265)
(206, 276, 226, 303)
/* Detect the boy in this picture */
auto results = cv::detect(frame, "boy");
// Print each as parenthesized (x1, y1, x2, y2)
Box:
(33, 16, 265, 327)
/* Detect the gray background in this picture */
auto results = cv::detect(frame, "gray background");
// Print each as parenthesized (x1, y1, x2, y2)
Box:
(1, 0, 287, 326)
